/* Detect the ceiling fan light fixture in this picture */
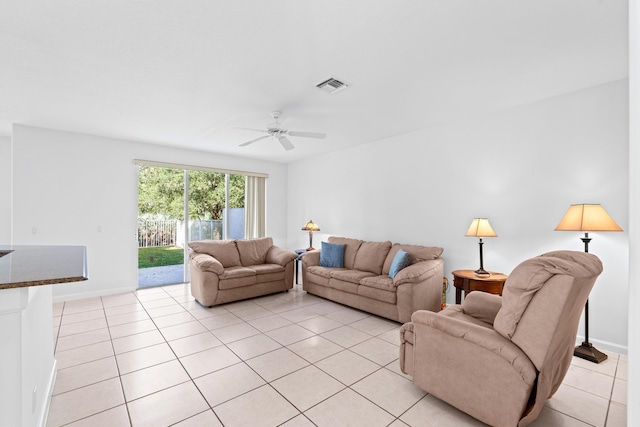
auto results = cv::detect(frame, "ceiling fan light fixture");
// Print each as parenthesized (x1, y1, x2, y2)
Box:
(316, 77, 348, 95)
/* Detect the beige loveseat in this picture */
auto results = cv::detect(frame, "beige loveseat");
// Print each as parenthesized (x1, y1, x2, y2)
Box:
(302, 236, 444, 323)
(188, 237, 298, 306)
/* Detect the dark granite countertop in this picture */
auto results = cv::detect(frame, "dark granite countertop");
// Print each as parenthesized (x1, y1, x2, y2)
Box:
(0, 245, 88, 289)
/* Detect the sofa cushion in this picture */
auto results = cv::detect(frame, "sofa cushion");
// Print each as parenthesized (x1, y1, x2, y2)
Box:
(360, 275, 395, 291)
(305, 267, 332, 286)
(218, 266, 257, 290)
(320, 242, 346, 268)
(358, 285, 397, 304)
(236, 237, 273, 266)
(330, 269, 376, 284)
(328, 277, 360, 294)
(189, 240, 241, 268)
(353, 241, 392, 275)
(328, 237, 363, 269)
(382, 244, 443, 275)
(250, 264, 286, 284)
(388, 249, 412, 278)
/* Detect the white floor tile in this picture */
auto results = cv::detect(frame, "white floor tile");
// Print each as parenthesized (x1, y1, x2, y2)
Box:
(167, 331, 223, 357)
(226, 333, 282, 360)
(305, 388, 395, 427)
(120, 359, 190, 401)
(400, 394, 487, 427)
(115, 342, 176, 374)
(171, 410, 223, 427)
(315, 350, 380, 385)
(351, 368, 425, 416)
(350, 337, 399, 366)
(180, 345, 241, 378)
(246, 347, 309, 382)
(288, 335, 344, 363)
(214, 385, 300, 427)
(127, 381, 209, 427)
(47, 378, 125, 427)
(266, 324, 316, 346)
(49, 286, 626, 427)
(545, 384, 609, 427)
(194, 362, 265, 407)
(272, 365, 345, 411)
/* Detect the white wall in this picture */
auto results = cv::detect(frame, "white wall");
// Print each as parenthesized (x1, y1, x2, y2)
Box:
(627, 1, 639, 424)
(10, 125, 289, 302)
(0, 136, 11, 243)
(288, 79, 629, 353)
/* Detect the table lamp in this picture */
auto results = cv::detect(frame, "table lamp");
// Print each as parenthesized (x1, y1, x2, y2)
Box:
(465, 218, 497, 276)
(301, 220, 320, 251)
(555, 203, 622, 363)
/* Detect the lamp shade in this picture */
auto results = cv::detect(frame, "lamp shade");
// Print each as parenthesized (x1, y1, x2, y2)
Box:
(555, 204, 622, 232)
(465, 218, 497, 237)
(301, 220, 320, 232)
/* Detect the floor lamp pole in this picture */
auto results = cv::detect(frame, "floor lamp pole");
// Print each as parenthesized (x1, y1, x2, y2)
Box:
(574, 233, 607, 363)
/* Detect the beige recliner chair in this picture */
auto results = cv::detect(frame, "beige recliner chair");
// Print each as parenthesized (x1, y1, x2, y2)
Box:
(399, 250, 603, 427)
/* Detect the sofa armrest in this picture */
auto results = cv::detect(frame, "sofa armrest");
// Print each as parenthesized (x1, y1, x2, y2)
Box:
(393, 259, 439, 286)
(411, 310, 536, 383)
(266, 246, 298, 266)
(301, 249, 320, 267)
(190, 253, 224, 275)
(462, 291, 502, 325)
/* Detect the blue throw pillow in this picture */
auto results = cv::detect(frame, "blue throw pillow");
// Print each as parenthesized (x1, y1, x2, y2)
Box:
(389, 249, 412, 278)
(319, 242, 346, 268)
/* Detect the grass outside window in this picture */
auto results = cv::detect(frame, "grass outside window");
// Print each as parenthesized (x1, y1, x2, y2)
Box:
(138, 246, 184, 268)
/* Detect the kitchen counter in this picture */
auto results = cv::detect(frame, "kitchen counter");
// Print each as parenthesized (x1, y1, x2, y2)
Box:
(0, 245, 88, 426)
(0, 245, 88, 289)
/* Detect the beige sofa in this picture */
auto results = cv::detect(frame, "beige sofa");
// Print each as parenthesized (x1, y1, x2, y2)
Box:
(302, 236, 444, 323)
(188, 237, 298, 306)
(399, 250, 603, 427)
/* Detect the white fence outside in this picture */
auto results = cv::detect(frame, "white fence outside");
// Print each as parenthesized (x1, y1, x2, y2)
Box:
(138, 219, 222, 248)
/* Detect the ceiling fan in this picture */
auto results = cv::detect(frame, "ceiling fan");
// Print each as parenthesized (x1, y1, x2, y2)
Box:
(238, 112, 326, 151)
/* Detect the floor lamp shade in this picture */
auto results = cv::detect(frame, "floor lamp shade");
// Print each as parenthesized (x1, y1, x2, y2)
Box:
(465, 218, 497, 276)
(555, 204, 622, 363)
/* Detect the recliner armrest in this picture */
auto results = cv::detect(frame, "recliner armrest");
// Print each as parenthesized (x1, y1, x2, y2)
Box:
(462, 291, 502, 325)
(266, 246, 298, 266)
(410, 310, 536, 384)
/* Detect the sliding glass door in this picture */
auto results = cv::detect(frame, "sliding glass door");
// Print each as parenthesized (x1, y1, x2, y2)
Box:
(137, 165, 250, 289)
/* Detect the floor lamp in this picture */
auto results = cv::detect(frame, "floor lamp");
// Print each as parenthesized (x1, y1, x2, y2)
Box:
(555, 204, 622, 363)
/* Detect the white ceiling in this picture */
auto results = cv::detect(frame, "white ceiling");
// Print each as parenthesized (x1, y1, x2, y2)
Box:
(0, 0, 628, 163)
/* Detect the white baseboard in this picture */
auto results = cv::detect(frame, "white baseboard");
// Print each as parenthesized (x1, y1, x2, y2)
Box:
(576, 336, 628, 356)
(52, 285, 135, 303)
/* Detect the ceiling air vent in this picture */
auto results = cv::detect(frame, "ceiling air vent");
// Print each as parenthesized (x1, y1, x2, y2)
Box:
(316, 77, 348, 95)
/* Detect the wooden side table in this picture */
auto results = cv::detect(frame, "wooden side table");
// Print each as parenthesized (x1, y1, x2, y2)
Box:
(452, 270, 508, 304)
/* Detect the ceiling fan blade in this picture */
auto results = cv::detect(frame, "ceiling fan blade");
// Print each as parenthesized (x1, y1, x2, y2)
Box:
(287, 131, 326, 139)
(233, 127, 268, 133)
(278, 136, 295, 151)
(239, 135, 270, 147)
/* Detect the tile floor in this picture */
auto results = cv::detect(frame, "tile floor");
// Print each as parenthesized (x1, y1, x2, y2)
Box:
(49, 283, 627, 427)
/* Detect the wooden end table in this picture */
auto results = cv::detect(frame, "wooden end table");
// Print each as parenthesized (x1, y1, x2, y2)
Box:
(452, 270, 508, 304)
